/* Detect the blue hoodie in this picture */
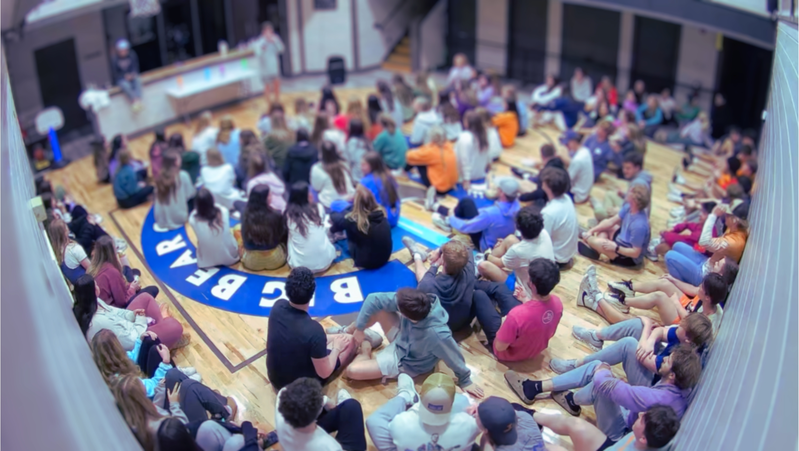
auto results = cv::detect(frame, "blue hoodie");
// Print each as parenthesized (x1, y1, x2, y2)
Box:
(360, 173, 401, 227)
(355, 292, 473, 388)
(449, 199, 521, 251)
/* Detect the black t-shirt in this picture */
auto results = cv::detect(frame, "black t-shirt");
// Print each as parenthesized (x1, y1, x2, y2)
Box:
(266, 299, 328, 390)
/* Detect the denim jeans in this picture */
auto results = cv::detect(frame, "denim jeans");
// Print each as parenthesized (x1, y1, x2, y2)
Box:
(118, 76, 143, 101)
(665, 242, 707, 286)
(195, 421, 245, 451)
(366, 394, 471, 451)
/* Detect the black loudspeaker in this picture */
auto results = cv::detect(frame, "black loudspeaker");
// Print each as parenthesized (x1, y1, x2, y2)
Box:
(327, 56, 346, 85)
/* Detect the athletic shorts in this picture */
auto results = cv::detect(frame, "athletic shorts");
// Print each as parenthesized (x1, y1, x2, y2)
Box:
(375, 325, 401, 378)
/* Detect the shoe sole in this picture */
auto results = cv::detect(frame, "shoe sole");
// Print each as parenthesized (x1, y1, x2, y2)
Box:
(571, 329, 602, 353)
(548, 361, 576, 375)
(607, 282, 634, 298)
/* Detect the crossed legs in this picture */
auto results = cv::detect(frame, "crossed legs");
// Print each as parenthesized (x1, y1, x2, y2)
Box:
(344, 310, 401, 381)
(477, 235, 520, 282)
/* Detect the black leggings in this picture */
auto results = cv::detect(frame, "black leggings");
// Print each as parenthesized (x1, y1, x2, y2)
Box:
(137, 336, 174, 377)
(437, 197, 481, 249)
(117, 186, 154, 209)
(316, 399, 367, 451)
(408, 165, 450, 195)
(163, 369, 231, 423)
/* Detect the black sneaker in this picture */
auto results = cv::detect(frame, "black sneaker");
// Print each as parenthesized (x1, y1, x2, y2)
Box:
(607, 280, 634, 298)
(511, 167, 533, 181)
(551, 391, 581, 416)
(578, 242, 601, 260)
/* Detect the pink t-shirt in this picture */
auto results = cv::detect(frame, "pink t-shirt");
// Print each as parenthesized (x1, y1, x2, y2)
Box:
(494, 295, 563, 361)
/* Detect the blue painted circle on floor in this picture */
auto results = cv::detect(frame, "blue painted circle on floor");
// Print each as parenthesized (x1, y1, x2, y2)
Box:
(141, 208, 448, 317)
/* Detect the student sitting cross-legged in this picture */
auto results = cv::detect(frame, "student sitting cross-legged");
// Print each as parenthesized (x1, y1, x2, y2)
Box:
(537, 405, 680, 451)
(506, 343, 701, 443)
(431, 177, 522, 252)
(275, 377, 367, 451)
(329, 288, 486, 399)
(265, 267, 362, 392)
(493, 258, 563, 362)
(477, 206, 555, 299)
(578, 184, 651, 269)
(329, 185, 393, 270)
(401, 237, 520, 352)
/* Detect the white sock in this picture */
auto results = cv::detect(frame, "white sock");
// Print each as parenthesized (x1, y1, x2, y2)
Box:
(398, 390, 414, 406)
(413, 253, 422, 261)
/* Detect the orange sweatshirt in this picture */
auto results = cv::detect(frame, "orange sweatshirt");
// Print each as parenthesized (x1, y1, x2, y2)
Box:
(492, 112, 519, 148)
(405, 142, 459, 193)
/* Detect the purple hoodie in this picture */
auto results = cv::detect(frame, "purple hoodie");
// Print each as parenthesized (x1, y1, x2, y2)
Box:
(593, 369, 689, 428)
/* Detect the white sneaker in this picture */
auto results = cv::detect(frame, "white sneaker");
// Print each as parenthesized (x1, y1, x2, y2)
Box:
(432, 213, 452, 232)
(402, 236, 429, 261)
(188, 373, 202, 382)
(397, 373, 420, 407)
(424, 186, 437, 211)
(337, 389, 352, 405)
(674, 173, 687, 185)
(668, 183, 682, 194)
(645, 247, 658, 262)
(670, 207, 686, 218)
(603, 292, 630, 313)
(585, 265, 600, 296)
(667, 192, 684, 203)
(577, 273, 598, 311)
(179, 366, 197, 377)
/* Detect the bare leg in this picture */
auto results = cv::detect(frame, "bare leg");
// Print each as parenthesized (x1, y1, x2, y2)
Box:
(492, 235, 520, 259)
(272, 79, 281, 102)
(586, 235, 619, 260)
(533, 412, 608, 451)
(328, 334, 358, 366)
(344, 342, 383, 381)
(655, 242, 671, 256)
(477, 260, 509, 283)
(625, 292, 680, 324)
(412, 257, 428, 282)
(632, 278, 683, 297)
(595, 299, 631, 325)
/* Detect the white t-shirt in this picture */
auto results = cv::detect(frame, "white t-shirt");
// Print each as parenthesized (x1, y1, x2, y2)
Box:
(567, 147, 594, 203)
(388, 404, 480, 451)
(541, 195, 579, 264)
(323, 129, 347, 155)
(455, 131, 490, 182)
(698, 304, 724, 335)
(310, 163, 355, 208)
(487, 127, 503, 160)
(192, 127, 219, 166)
(275, 388, 342, 451)
(64, 242, 88, 269)
(503, 230, 555, 296)
(200, 164, 245, 210)
(287, 204, 337, 273)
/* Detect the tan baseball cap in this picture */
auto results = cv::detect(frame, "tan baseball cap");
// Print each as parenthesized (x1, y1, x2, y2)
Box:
(418, 373, 456, 426)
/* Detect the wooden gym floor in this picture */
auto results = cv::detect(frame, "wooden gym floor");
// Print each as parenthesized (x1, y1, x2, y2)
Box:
(45, 87, 703, 450)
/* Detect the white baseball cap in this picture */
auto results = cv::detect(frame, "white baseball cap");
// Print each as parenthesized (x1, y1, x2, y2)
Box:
(418, 373, 456, 426)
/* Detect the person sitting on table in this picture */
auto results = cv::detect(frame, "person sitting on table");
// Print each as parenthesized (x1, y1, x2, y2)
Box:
(365, 373, 480, 451)
(405, 125, 459, 205)
(493, 258, 563, 361)
(188, 188, 239, 269)
(535, 405, 680, 451)
(330, 186, 393, 270)
(233, 185, 287, 271)
(111, 39, 143, 111)
(113, 150, 154, 209)
(578, 184, 651, 269)
(477, 206, 555, 296)
(360, 152, 401, 227)
(275, 377, 367, 451)
(154, 150, 196, 231)
(266, 267, 361, 391)
(431, 177, 521, 252)
(329, 289, 486, 399)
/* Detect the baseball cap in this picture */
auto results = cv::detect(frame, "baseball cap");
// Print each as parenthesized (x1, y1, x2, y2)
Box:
(478, 397, 518, 446)
(116, 39, 131, 51)
(559, 130, 581, 145)
(418, 373, 456, 426)
(497, 177, 520, 198)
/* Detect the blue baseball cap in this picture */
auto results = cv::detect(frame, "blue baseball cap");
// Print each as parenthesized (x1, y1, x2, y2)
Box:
(559, 130, 581, 145)
(478, 397, 518, 446)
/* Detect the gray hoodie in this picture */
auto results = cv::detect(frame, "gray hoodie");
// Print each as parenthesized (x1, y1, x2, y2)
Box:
(355, 292, 473, 387)
(409, 110, 442, 145)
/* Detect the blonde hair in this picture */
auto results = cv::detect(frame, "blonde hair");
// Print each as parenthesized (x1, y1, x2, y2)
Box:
(379, 113, 396, 134)
(629, 184, 650, 211)
(346, 185, 383, 234)
(206, 148, 225, 167)
(217, 115, 235, 144)
(47, 218, 70, 264)
(89, 235, 123, 278)
(427, 125, 446, 146)
(441, 239, 469, 276)
(91, 329, 142, 384)
(195, 111, 213, 133)
(109, 374, 163, 450)
(346, 97, 369, 130)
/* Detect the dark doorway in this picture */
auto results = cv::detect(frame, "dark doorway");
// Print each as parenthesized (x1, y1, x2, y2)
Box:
(197, 0, 228, 56)
(230, 0, 261, 46)
(630, 16, 681, 95)
(714, 37, 772, 133)
(162, 0, 197, 64)
(34, 39, 88, 134)
(507, 0, 548, 84)
(560, 4, 620, 86)
(447, 0, 476, 68)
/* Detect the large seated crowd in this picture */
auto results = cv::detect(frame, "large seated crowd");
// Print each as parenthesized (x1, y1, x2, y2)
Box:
(41, 29, 756, 451)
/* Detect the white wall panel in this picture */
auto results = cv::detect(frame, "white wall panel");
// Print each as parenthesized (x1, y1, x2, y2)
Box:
(675, 24, 718, 110)
(476, 0, 508, 73)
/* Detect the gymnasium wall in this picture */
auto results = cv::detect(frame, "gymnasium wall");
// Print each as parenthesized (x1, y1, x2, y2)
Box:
(2, 9, 111, 125)
(672, 21, 798, 451)
(0, 51, 139, 451)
